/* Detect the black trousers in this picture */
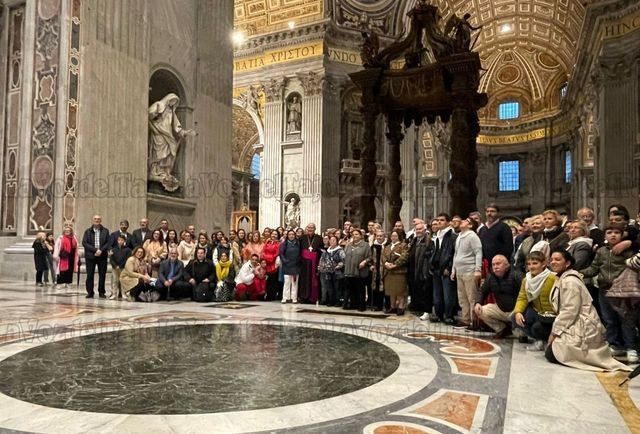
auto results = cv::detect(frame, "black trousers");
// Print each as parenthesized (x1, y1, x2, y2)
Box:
(410, 277, 433, 313)
(265, 272, 280, 301)
(85, 256, 108, 296)
(163, 280, 192, 300)
(130, 282, 150, 301)
(344, 276, 365, 310)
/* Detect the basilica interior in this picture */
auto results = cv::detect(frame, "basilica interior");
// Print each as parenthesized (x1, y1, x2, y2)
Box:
(0, 0, 639, 433)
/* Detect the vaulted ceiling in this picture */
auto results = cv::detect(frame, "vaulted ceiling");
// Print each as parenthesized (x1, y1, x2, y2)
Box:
(234, 0, 587, 126)
(400, 0, 586, 125)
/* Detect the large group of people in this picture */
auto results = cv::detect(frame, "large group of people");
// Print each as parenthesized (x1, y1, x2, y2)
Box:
(32, 202, 640, 371)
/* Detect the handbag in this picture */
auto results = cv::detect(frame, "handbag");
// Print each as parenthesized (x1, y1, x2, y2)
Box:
(193, 282, 214, 302)
(606, 268, 640, 298)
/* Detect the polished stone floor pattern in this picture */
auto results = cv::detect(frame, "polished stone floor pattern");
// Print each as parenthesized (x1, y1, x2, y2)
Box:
(0, 281, 636, 433)
(0, 323, 399, 414)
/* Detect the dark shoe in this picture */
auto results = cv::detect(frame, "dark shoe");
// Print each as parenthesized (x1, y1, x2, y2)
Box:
(494, 326, 512, 339)
(85, 294, 94, 299)
(518, 336, 529, 344)
(444, 318, 455, 326)
(98, 294, 106, 299)
(429, 314, 441, 323)
(396, 309, 405, 316)
(357, 308, 366, 312)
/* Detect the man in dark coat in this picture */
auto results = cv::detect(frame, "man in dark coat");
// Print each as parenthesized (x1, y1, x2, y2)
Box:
(131, 217, 152, 248)
(410, 222, 434, 316)
(157, 248, 191, 300)
(81, 215, 110, 298)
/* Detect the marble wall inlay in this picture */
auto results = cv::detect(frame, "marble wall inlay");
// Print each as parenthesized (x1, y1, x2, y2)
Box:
(63, 0, 81, 226)
(1, 5, 25, 232)
(28, 0, 62, 233)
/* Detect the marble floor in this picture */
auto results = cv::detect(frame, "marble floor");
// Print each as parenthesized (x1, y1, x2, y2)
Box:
(0, 280, 636, 433)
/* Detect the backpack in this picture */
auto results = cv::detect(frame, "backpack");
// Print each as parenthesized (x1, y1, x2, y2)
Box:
(193, 282, 214, 302)
(318, 250, 336, 274)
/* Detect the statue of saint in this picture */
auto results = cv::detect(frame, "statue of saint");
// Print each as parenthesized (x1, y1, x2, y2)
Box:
(286, 95, 302, 134)
(444, 13, 482, 53)
(279, 197, 301, 229)
(148, 93, 196, 191)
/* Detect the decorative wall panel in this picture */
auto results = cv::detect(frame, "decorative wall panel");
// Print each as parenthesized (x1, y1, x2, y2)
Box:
(1, 6, 25, 233)
(63, 0, 81, 226)
(28, 0, 61, 233)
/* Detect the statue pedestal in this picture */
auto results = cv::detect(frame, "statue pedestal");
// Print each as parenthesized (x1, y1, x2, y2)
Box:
(147, 193, 197, 231)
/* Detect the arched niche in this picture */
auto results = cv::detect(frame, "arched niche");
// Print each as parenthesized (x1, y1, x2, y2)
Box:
(147, 66, 191, 197)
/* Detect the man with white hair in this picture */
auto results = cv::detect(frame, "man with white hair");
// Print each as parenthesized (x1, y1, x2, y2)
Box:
(473, 255, 523, 337)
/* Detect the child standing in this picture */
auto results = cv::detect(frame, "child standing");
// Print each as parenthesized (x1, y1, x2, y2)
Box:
(580, 224, 636, 362)
(32, 232, 48, 286)
(44, 233, 56, 285)
(109, 234, 132, 299)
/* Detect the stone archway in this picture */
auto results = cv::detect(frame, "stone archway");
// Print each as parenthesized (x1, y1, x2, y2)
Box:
(232, 101, 264, 215)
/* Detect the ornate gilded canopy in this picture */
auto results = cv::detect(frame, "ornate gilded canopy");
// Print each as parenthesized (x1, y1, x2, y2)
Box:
(349, 0, 487, 224)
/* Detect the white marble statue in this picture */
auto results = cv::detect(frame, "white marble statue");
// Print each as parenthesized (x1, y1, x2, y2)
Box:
(279, 197, 301, 228)
(148, 93, 196, 191)
(286, 96, 302, 134)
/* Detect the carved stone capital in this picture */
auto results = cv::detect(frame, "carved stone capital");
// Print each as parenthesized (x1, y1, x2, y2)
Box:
(297, 71, 324, 97)
(262, 77, 288, 103)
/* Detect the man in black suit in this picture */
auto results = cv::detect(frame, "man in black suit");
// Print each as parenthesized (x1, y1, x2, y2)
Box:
(430, 213, 458, 324)
(108, 219, 133, 250)
(131, 217, 151, 248)
(156, 248, 191, 300)
(82, 215, 110, 298)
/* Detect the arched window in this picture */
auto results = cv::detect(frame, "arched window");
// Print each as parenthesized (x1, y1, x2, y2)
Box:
(559, 83, 568, 100)
(498, 101, 520, 120)
(251, 153, 261, 180)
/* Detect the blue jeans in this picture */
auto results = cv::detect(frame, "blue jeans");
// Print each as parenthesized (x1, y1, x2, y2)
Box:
(598, 291, 624, 347)
(433, 271, 456, 320)
(512, 305, 552, 341)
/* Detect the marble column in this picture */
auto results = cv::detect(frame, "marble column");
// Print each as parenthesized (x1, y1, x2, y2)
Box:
(75, 0, 150, 230)
(597, 48, 639, 215)
(386, 113, 404, 228)
(191, 0, 233, 232)
(320, 76, 343, 230)
(449, 107, 479, 217)
(400, 125, 419, 227)
(260, 77, 287, 228)
(299, 72, 324, 227)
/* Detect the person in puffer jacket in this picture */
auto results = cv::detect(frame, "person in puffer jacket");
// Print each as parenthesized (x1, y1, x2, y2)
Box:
(579, 224, 635, 360)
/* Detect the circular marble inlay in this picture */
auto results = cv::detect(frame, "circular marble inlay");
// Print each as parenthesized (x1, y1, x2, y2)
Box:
(0, 324, 400, 415)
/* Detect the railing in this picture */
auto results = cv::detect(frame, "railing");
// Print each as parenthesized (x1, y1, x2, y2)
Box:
(340, 159, 387, 176)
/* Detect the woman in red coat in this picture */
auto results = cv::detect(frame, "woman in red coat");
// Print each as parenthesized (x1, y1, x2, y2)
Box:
(262, 230, 281, 300)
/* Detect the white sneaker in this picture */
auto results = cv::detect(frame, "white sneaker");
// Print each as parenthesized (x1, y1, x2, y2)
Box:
(419, 313, 429, 321)
(281, 299, 287, 304)
(108, 294, 117, 300)
(627, 349, 639, 363)
(526, 340, 545, 351)
(138, 292, 148, 302)
(292, 300, 298, 304)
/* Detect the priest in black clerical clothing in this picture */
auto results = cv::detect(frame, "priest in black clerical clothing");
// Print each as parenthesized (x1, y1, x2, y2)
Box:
(298, 223, 324, 303)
